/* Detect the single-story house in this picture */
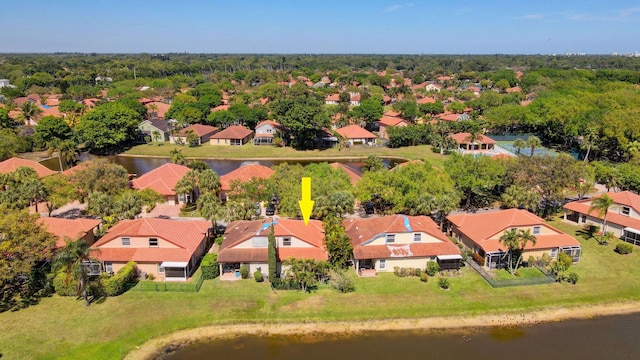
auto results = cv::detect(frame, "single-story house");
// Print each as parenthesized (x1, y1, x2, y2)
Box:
(436, 112, 470, 122)
(343, 215, 462, 276)
(253, 120, 281, 146)
(449, 132, 496, 151)
(37, 217, 102, 249)
(0, 157, 57, 178)
(324, 93, 340, 105)
(130, 163, 191, 205)
(563, 191, 640, 245)
(209, 125, 254, 146)
(217, 218, 328, 280)
(425, 83, 442, 92)
(335, 125, 377, 146)
(377, 115, 409, 139)
(170, 124, 219, 145)
(447, 209, 581, 269)
(219, 164, 274, 201)
(91, 218, 211, 281)
(138, 118, 170, 142)
(349, 93, 361, 106)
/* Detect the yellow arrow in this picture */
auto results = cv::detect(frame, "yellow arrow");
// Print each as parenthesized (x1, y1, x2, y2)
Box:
(298, 177, 314, 225)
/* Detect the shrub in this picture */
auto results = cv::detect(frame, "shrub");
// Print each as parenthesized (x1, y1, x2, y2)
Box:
(438, 277, 450, 289)
(393, 266, 400, 276)
(420, 272, 429, 283)
(254, 270, 264, 282)
(240, 265, 249, 279)
(540, 253, 552, 266)
(102, 262, 137, 296)
(414, 268, 422, 277)
(147, 273, 155, 281)
(557, 252, 573, 269)
(426, 261, 440, 276)
(399, 268, 407, 277)
(329, 270, 355, 293)
(201, 253, 220, 279)
(527, 256, 535, 268)
(567, 272, 579, 284)
(53, 271, 77, 296)
(615, 243, 634, 255)
(472, 253, 485, 266)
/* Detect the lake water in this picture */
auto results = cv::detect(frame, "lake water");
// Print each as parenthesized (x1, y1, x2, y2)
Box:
(161, 312, 640, 360)
(40, 155, 401, 176)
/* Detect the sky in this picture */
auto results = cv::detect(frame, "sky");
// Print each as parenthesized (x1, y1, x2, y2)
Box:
(2, 0, 639, 54)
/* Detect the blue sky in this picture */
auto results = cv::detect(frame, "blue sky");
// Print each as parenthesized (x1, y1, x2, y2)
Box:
(2, 0, 639, 54)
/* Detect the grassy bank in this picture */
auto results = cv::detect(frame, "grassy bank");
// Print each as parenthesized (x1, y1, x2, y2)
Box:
(123, 143, 448, 169)
(1, 217, 639, 359)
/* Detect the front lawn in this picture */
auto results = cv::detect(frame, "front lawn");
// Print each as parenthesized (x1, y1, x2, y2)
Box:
(1, 216, 640, 359)
(494, 266, 547, 280)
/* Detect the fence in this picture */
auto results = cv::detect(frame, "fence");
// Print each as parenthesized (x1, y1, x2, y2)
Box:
(124, 271, 205, 293)
(466, 260, 555, 288)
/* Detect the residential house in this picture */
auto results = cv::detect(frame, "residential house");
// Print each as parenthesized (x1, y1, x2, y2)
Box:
(138, 118, 170, 142)
(0, 157, 57, 178)
(343, 215, 462, 275)
(335, 125, 377, 146)
(170, 124, 219, 145)
(209, 125, 253, 146)
(377, 115, 409, 139)
(416, 96, 436, 105)
(349, 93, 361, 106)
(436, 112, 470, 122)
(91, 218, 211, 281)
(219, 164, 274, 201)
(0, 79, 12, 88)
(217, 218, 328, 279)
(563, 191, 640, 245)
(324, 93, 340, 105)
(447, 209, 581, 269)
(425, 83, 442, 92)
(145, 101, 171, 119)
(130, 163, 190, 205)
(449, 132, 496, 151)
(253, 120, 282, 146)
(37, 217, 101, 249)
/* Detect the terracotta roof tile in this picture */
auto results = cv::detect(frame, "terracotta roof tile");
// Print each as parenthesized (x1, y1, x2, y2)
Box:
(378, 116, 407, 127)
(220, 164, 274, 192)
(449, 132, 496, 145)
(177, 123, 218, 137)
(37, 217, 101, 248)
(563, 191, 640, 230)
(335, 125, 376, 139)
(330, 162, 362, 186)
(210, 125, 253, 140)
(131, 163, 190, 196)
(0, 157, 57, 178)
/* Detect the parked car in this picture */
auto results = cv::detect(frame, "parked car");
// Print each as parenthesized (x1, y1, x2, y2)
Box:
(363, 201, 375, 215)
(265, 203, 276, 216)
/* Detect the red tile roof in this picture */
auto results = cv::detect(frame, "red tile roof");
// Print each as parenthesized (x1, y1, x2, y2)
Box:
(255, 120, 281, 130)
(145, 101, 171, 119)
(92, 218, 210, 262)
(335, 125, 376, 139)
(563, 191, 640, 230)
(210, 125, 253, 140)
(417, 97, 436, 104)
(378, 116, 407, 127)
(211, 104, 230, 112)
(325, 94, 340, 102)
(177, 123, 218, 137)
(449, 132, 496, 145)
(218, 218, 327, 262)
(220, 164, 274, 192)
(447, 209, 579, 253)
(343, 215, 459, 259)
(506, 86, 522, 93)
(131, 163, 190, 196)
(384, 110, 402, 118)
(330, 162, 362, 185)
(0, 157, 57, 178)
(37, 217, 101, 248)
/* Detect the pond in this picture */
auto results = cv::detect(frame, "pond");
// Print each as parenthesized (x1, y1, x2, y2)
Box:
(160, 312, 640, 360)
(40, 155, 403, 176)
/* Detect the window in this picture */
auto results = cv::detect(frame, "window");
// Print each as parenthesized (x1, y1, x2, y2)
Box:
(386, 234, 395, 244)
(105, 262, 113, 273)
(121, 237, 130, 247)
(550, 248, 558, 258)
(158, 265, 165, 274)
(533, 226, 541, 235)
(149, 238, 158, 247)
(283, 237, 291, 246)
(413, 233, 422, 242)
(622, 206, 630, 216)
(379, 259, 386, 270)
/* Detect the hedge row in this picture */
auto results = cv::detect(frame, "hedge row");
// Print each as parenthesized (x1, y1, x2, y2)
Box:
(103, 262, 137, 296)
(201, 253, 219, 279)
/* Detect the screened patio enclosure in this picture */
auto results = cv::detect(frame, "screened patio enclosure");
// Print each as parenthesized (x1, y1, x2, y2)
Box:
(622, 227, 640, 246)
(160, 261, 190, 281)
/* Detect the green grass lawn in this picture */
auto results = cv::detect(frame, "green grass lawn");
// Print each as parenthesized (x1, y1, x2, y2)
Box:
(493, 267, 547, 280)
(1, 216, 640, 359)
(124, 143, 448, 169)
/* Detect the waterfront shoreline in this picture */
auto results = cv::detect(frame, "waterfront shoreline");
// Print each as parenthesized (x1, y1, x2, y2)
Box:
(125, 301, 640, 360)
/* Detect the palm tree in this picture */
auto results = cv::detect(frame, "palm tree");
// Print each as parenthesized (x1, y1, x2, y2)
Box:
(512, 138, 526, 155)
(499, 228, 537, 275)
(580, 127, 599, 163)
(152, 130, 161, 143)
(197, 192, 223, 227)
(170, 148, 187, 165)
(18, 102, 42, 126)
(52, 239, 100, 306)
(463, 129, 483, 151)
(588, 194, 615, 237)
(174, 170, 198, 205)
(626, 140, 640, 160)
(526, 136, 542, 157)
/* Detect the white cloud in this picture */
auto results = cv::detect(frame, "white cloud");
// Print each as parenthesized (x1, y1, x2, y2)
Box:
(516, 14, 544, 20)
(383, 5, 402, 13)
